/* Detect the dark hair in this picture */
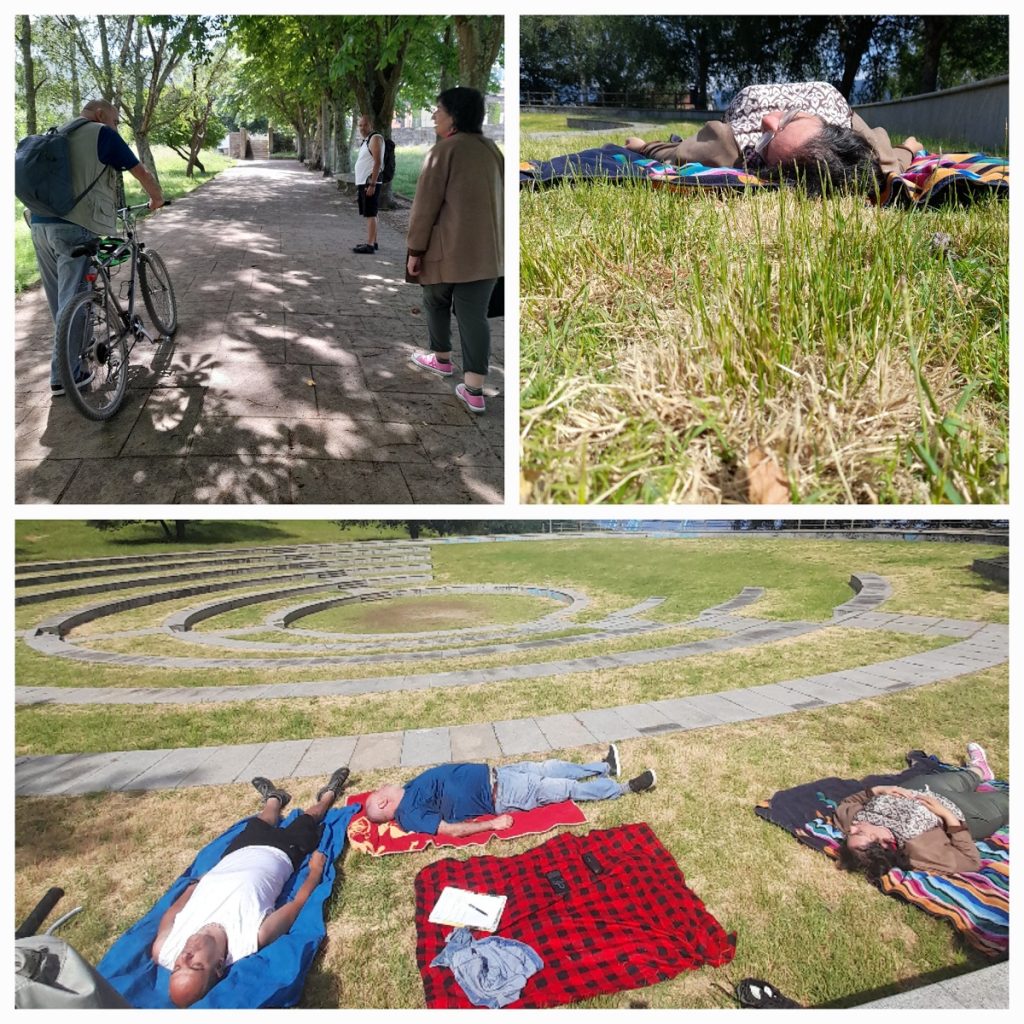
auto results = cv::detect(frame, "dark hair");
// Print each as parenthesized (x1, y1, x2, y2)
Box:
(437, 87, 485, 134)
(752, 123, 882, 197)
(837, 839, 908, 881)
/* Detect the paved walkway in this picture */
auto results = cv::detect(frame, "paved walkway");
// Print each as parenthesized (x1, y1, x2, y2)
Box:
(15, 160, 503, 504)
(857, 960, 1007, 1008)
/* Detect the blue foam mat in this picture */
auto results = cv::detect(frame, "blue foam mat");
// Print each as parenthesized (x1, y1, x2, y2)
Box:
(97, 804, 359, 1008)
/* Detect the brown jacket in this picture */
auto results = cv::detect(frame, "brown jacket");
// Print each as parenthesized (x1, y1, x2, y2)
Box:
(835, 788, 981, 875)
(407, 132, 503, 286)
(640, 114, 921, 178)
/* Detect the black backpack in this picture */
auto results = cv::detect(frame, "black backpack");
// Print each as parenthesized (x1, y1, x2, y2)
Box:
(368, 132, 396, 184)
(15, 118, 105, 217)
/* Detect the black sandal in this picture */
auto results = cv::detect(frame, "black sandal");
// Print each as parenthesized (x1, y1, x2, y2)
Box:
(252, 776, 292, 811)
(735, 978, 801, 1009)
(317, 766, 351, 802)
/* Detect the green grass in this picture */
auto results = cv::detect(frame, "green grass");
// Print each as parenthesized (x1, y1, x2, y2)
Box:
(15, 627, 949, 753)
(520, 129, 1008, 505)
(390, 141, 503, 199)
(14, 667, 1008, 1007)
(14, 519, 412, 563)
(15, 145, 233, 293)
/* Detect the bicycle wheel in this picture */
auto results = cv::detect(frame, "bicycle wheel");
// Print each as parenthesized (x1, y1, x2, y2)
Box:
(55, 283, 129, 421)
(139, 249, 178, 336)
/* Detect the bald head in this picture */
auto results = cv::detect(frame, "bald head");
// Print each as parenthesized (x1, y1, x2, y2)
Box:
(365, 784, 404, 824)
(82, 99, 119, 130)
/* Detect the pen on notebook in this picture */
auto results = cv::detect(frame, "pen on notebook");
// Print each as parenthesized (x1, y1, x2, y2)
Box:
(469, 903, 487, 915)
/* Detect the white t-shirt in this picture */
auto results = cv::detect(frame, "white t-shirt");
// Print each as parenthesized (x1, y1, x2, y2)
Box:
(354, 133, 383, 185)
(157, 845, 294, 969)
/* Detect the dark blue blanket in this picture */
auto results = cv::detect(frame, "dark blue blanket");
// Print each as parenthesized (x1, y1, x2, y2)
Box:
(97, 805, 359, 1008)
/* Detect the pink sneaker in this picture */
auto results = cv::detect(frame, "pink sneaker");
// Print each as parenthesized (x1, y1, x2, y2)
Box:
(967, 742, 994, 781)
(410, 352, 453, 377)
(455, 382, 485, 414)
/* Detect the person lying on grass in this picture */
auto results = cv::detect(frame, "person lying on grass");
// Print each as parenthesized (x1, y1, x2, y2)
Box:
(151, 768, 349, 1008)
(835, 743, 1007, 879)
(624, 81, 922, 194)
(363, 745, 656, 836)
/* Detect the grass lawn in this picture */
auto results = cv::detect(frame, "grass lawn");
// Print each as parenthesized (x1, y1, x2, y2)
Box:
(16, 627, 948, 754)
(520, 128, 1008, 504)
(15, 146, 233, 294)
(14, 519, 412, 564)
(14, 667, 1007, 1007)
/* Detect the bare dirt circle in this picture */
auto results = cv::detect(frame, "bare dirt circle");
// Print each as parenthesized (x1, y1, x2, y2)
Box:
(298, 593, 562, 634)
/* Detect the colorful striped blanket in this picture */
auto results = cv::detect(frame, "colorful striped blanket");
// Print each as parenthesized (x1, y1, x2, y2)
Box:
(755, 752, 1008, 956)
(521, 144, 1008, 207)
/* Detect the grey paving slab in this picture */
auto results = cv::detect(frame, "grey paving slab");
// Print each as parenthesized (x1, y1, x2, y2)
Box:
(748, 684, 829, 710)
(614, 702, 678, 731)
(292, 736, 359, 781)
(15, 754, 88, 794)
(718, 687, 795, 718)
(58, 750, 169, 795)
(858, 962, 1008, 1008)
(534, 713, 599, 750)
(449, 723, 502, 762)
(650, 697, 731, 729)
(236, 739, 313, 783)
(177, 743, 267, 788)
(493, 718, 551, 757)
(684, 692, 761, 723)
(128, 746, 222, 791)
(572, 708, 643, 742)
(401, 728, 452, 767)
(349, 732, 405, 772)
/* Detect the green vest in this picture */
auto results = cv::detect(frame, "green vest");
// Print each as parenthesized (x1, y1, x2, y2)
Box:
(62, 118, 121, 236)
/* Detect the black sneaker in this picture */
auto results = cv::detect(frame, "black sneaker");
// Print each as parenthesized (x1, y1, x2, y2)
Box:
(51, 368, 96, 397)
(252, 776, 291, 810)
(604, 744, 621, 777)
(627, 769, 656, 794)
(317, 766, 351, 803)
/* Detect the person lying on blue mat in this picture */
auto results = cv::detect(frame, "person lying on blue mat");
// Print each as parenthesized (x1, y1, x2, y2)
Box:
(151, 768, 349, 1007)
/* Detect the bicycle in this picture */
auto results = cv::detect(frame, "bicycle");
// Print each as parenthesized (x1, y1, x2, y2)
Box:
(55, 201, 178, 421)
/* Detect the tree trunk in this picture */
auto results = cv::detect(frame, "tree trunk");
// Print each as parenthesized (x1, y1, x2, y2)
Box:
(835, 15, 879, 98)
(453, 16, 503, 94)
(17, 16, 38, 136)
(439, 22, 455, 93)
(174, 520, 187, 541)
(916, 15, 950, 94)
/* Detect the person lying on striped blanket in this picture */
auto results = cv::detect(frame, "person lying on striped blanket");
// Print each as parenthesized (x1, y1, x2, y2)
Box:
(834, 743, 1008, 879)
(624, 81, 922, 195)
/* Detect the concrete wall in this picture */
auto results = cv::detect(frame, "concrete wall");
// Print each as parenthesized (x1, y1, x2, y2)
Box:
(854, 76, 1007, 151)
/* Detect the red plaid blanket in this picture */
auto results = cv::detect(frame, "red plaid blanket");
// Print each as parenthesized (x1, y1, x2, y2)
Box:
(415, 823, 736, 1008)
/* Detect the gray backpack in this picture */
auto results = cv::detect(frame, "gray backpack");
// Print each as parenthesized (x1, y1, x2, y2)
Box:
(15, 117, 104, 217)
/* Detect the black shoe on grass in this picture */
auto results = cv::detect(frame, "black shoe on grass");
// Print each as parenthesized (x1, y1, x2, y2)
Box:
(252, 776, 292, 810)
(317, 766, 351, 803)
(604, 743, 621, 777)
(627, 769, 656, 794)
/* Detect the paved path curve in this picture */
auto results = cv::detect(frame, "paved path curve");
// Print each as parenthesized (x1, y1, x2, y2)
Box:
(15, 160, 503, 504)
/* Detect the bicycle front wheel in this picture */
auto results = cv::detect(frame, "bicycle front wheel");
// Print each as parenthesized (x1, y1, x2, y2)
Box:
(139, 249, 178, 336)
(55, 284, 129, 421)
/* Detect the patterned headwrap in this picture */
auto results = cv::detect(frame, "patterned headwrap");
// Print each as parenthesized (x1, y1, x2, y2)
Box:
(725, 82, 854, 158)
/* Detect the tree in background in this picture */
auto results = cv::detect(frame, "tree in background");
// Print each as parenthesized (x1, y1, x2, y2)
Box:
(520, 14, 1006, 106)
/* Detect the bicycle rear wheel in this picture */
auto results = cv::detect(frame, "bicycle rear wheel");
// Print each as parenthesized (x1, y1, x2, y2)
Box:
(55, 284, 129, 421)
(139, 249, 178, 336)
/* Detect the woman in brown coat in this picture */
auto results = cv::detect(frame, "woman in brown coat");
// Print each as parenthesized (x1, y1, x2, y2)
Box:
(407, 87, 503, 414)
(835, 743, 1008, 879)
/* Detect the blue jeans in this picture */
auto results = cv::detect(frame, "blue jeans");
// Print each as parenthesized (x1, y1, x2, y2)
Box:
(494, 759, 623, 812)
(30, 220, 96, 386)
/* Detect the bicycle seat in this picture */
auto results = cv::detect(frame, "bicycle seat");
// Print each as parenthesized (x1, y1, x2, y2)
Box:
(70, 240, 101, 258)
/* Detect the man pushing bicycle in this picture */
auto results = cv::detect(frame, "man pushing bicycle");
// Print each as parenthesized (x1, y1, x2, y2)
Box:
(19, 99, 164, 397)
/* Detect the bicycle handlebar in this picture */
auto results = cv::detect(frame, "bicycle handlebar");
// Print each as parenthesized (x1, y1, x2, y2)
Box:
(118, 200, 173, 214)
